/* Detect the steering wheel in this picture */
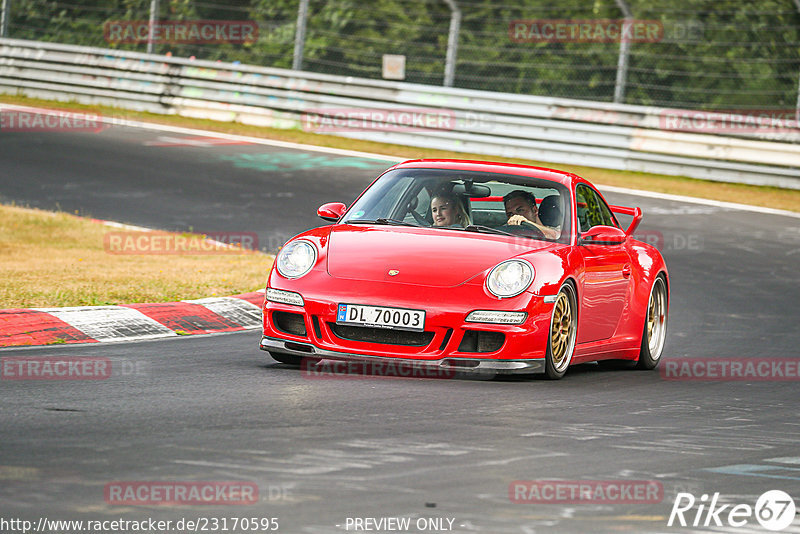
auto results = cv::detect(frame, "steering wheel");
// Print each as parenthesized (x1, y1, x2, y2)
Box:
(409, 210, 431, 226)
(497, 222, 546, 239)
(405, 197, 432, 226)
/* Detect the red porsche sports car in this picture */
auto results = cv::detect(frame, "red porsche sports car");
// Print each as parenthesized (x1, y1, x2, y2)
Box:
(260, 160, 668, 379)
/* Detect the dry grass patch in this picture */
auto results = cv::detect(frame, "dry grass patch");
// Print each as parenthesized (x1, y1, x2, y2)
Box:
(0, 204, 271, 308)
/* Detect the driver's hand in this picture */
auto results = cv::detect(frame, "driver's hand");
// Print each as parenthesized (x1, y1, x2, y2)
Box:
(507, 215, 528, 226)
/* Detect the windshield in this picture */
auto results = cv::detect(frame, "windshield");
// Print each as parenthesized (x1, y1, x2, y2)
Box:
(341, 168, 572, 243)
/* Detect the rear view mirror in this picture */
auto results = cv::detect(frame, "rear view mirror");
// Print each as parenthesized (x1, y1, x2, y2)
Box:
(318, 202, 346, 222)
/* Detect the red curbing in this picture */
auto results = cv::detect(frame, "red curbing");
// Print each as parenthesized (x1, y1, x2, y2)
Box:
(230, 291, 265, 308)
(0, 309, 97, 346)
(122, 301, 247, 335)
(0, 291, 265, 348)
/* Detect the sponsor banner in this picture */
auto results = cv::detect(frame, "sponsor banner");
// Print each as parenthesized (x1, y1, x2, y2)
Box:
(104, 231, 258, 255)
(661, 358, 800, 381)
(509, 19, 664, 43)
(104, 20, 258, 44)
(301, 108, 456, 133)
(104, 481, 258, 505)
(510, 480, 664, 504)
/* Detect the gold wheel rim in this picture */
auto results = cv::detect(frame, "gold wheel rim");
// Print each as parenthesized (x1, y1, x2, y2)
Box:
(646, 279, 666, 357)
(550, 291, 573, 369)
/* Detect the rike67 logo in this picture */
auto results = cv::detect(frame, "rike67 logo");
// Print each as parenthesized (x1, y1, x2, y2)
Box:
(669, 490, 796, 531)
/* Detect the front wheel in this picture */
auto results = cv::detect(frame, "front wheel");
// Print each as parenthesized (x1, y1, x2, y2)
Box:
(544, 282, 577, 379)
(636, 275, 668, 370)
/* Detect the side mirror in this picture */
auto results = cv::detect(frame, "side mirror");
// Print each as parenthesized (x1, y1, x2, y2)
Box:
(318, 202, 346, 222)
(579, 225, 627, 245)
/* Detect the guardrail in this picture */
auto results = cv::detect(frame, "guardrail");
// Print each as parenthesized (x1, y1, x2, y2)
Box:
(1, 38, 798, 189)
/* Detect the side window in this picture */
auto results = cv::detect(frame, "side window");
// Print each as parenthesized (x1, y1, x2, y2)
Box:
(354, 176, 413, 220)
(575, 184, 616, 233)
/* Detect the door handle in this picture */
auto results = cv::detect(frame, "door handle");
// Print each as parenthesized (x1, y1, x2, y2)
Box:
(622, 264, 631, 277)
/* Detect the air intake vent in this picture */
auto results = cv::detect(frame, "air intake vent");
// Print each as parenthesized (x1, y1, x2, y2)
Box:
(329, 324, 434, 347)
(273, 311, 307, 337)
(458, 330, 505, 353)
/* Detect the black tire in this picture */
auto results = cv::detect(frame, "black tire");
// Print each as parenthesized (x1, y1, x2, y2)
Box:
(636, 274, 668, 370)
(544, 282, 577, 380)
(596, 274, 668, 371)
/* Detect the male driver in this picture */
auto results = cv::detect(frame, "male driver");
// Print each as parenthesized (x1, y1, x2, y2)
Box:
(503, 190, 560, 239)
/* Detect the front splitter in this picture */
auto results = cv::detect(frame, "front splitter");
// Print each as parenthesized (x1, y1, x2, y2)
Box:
(260, 335, 545, 375)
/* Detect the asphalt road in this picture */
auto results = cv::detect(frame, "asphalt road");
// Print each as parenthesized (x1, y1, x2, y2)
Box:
(1, 123, 799, 533)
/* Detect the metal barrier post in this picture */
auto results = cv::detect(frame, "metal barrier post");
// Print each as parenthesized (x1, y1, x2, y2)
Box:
(443, 0, 460, 87)
(293, 0, 309, 71)
(0, 0, 9, 38)
(147, 0, 159, 54)
(794, 0, 800, 124)
(613, 0, 632, 103)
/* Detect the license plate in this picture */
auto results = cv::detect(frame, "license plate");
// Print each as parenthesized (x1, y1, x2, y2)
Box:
(336, 304, 425, 332)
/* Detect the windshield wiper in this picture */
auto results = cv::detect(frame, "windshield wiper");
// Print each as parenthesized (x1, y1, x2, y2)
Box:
(376, 218, 422, 227)
(462, 224, 516, 237)
(346, 218, 422, 228)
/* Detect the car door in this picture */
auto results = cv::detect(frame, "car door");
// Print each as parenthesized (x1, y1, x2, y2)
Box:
(575, 184, 633, 343)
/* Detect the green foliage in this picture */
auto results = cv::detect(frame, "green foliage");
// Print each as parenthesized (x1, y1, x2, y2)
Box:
(4, 0, 799, 108)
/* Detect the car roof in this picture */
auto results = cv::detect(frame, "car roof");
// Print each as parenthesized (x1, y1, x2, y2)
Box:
(391, 159, 582, 187)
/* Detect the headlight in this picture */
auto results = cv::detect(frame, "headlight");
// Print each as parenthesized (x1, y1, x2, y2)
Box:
(486, 260, 534, 298)
(276, 240, 317, 279)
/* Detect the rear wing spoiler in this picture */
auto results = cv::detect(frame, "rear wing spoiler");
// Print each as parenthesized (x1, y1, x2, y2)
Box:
(609, 205, 642, 236)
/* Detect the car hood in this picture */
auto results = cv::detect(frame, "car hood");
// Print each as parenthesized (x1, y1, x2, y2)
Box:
(326, 225, 558, 287)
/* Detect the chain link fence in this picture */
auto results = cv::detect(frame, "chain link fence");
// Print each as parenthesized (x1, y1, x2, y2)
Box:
(2, 0, 799, 111)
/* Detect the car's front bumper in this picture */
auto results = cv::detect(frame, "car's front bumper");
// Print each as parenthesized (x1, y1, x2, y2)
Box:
(259, 335, 545, 375)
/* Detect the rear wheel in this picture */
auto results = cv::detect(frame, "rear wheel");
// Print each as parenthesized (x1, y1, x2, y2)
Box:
(597, 274, 668, 371)
(544, 282, 577, 380)
(637, 275, 668, 370)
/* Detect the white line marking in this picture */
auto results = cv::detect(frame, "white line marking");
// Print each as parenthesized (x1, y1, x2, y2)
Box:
(597, 184, 800, 219)
(764, 457, 800, 465)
